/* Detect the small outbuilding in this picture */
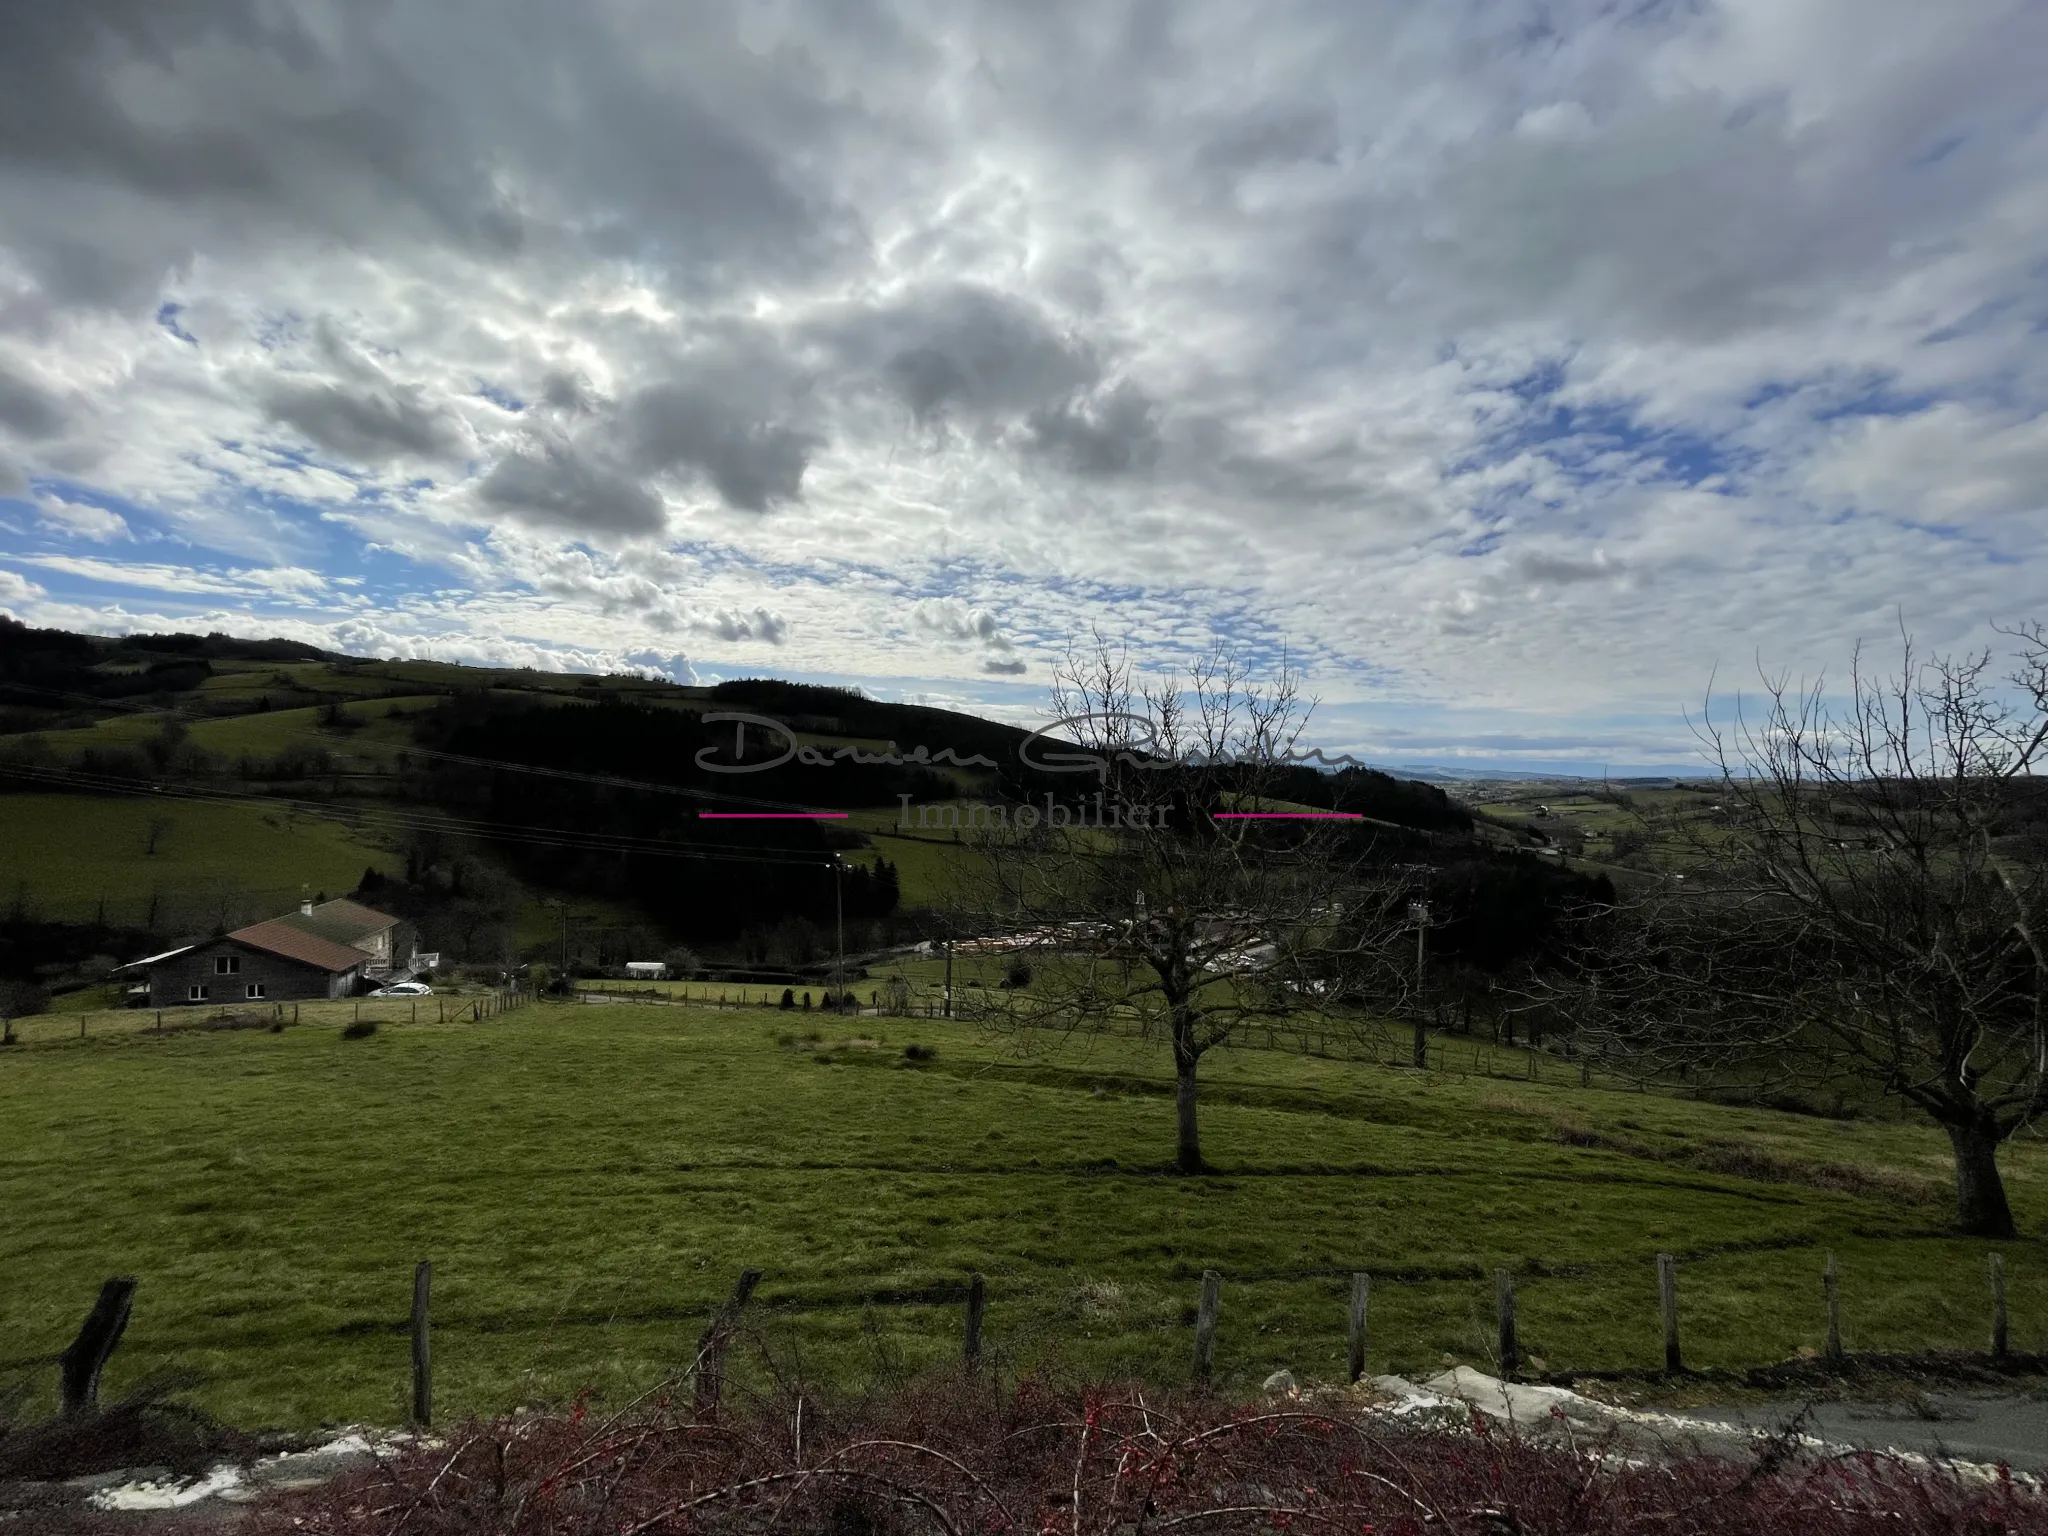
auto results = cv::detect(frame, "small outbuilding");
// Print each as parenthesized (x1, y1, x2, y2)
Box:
(625, 961, 667, 981)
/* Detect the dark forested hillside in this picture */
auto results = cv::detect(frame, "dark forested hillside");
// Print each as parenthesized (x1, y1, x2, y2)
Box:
(0, 623, 1550, 969)
(0, 616, 334, 732)
(406, 692, 916, 940)
(1257, 763, 1474, 832)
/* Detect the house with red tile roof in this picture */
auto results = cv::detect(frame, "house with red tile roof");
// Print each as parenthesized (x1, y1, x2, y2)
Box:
(117, 899, 413, 1007)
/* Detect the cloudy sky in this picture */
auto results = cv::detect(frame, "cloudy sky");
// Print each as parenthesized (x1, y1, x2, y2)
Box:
(1, 0, 2044, 772)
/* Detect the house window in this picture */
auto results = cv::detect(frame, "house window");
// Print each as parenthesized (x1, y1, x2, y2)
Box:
(215, 955, 241, 975)
(246, 983, 266, 1000)
(188, 984, 209, 1001)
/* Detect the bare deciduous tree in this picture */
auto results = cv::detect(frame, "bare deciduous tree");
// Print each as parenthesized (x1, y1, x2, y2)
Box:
(1525, 625, 2048, 1236)
(946, 634, 1411, 1173)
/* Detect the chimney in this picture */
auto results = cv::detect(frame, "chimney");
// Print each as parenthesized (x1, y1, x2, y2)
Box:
(301, 900, 315, 916)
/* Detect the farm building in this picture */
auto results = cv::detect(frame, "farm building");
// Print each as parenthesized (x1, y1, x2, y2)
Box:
(274, 897, 418, 983)
(116, 899, 416, 1007)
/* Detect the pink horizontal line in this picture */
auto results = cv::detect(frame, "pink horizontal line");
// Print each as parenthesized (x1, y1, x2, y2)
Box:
(1215, 812, 1363, 819)
(698, 811, 849, 819)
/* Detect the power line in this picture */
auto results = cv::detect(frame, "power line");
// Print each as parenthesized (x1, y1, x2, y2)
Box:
(0, 678, 860, 814)
(0, 759, 842, 870)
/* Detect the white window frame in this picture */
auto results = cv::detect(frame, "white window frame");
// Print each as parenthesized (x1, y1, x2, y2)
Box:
(246, 982, 266, 999)
(188, 984, 209, 1001)
(215, 954, 241, 975)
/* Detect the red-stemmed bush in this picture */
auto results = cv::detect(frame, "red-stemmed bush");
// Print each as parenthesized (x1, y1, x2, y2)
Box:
(242, 1369, 2048, 1536)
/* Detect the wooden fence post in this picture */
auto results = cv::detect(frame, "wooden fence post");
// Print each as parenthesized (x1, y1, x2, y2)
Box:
(964, 1272, 986, 1373)
(694, 1269, 763, 1418)
(410, 1260, 432, 1428)
(1496, 1269, 1519, 1379)
(1656, 1253, 1681, 1374)
(1823, 1251, 1843, 1362)
(1990, 1253, 2008, 1361)
(1193, 1270, 1221, 1383)
(1347, 1273, 1370, 1384)
(60, 1277, 137, 1417)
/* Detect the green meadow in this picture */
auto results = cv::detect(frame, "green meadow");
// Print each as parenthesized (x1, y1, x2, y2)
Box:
(0, 792, 395, 927)
(2, 1002, 2041, 1431)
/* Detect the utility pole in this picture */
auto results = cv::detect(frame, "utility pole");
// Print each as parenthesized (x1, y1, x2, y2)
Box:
(1408, 899, 1430, 1069)
(833, 856, 846, 1013)
(943, 934, 953, 1018)
(542, 897, 568, 975)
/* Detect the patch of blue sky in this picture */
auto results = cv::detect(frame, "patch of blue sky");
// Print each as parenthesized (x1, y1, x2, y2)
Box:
(5, 476, 158, 541)
(1919, 296, 2017, 346)
(343, 537, 450, 593)
(1897, 519, 1971, 542)
(1535, 402, 1748, 486)
(658, 538, 838, 587)
(475, 382, 525, 411)
(1502, 359, 1567, 405)
(1912, 132, 1968, 168)
(252, 310, 304, 351)
(1809, 378, 1941, 421)
(155, 302, 198, 346)
(1456, 529, 1508, 559)
(1457, 367, 1752, 491)
(787, 666, 1053, 726)
(1310, 696, 1707, 776)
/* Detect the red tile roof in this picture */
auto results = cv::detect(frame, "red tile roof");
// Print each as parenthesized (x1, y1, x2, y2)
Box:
(228, 920, 370, 974)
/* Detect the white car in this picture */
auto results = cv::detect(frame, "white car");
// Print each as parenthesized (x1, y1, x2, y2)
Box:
(369, 980, 433, 997)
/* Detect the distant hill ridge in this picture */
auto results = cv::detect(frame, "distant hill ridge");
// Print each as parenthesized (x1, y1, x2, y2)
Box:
(0, 618, 1478, 830)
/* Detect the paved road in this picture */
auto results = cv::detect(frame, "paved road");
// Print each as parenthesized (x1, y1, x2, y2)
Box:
(1685, 1392, 2048, 1472)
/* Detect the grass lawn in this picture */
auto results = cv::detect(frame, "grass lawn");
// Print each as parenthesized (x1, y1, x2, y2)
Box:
(2, 1002, 2043, 1432)
(0, 792, 397, 929)
(839, 805, 990, 909)
(182, 696, 434, 764)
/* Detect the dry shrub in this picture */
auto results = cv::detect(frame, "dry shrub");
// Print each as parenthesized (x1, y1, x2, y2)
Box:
(1682, 1142, 1940, 1205)
(0, 1372, 275, 1483)
(247, 1373, 2045, 1536)
(1549, 1122, 1941, 1205)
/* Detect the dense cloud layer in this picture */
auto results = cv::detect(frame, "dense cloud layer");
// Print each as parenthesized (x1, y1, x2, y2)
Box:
(1, 0, 2044, 766)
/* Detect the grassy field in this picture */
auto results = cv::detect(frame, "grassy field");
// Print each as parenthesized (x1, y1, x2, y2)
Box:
(839, 804, 991, 909)
(6, 990, 521, 1044)
(185, 696, 433, 764)
(0, 792, 397, 928)
(2, 1000, 2042, 1433)
(26, 694, 438, 771)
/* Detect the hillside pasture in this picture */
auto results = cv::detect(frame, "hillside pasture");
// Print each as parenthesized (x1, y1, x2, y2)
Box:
(1, 1001, 2041, 1432)
(0, 791, 395, 929)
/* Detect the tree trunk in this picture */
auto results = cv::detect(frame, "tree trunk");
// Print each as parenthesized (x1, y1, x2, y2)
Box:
(1945, 1116, 2017, 1238)
(1172, 1025, 1204, 1174)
